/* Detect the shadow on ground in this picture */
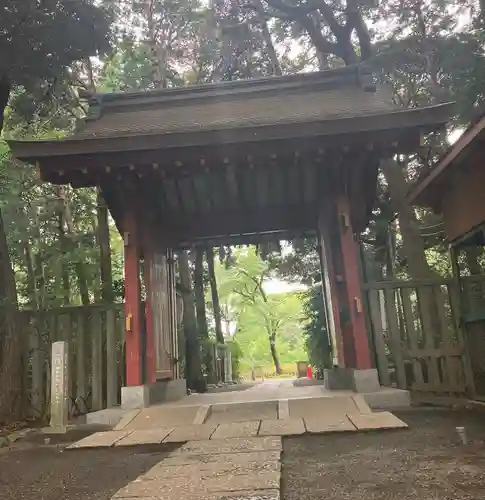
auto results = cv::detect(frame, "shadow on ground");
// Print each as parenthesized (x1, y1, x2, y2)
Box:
(0, 428, 180, 500)
(282, 408, 485, 500)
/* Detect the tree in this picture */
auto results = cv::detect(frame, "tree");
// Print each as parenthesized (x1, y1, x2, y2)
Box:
(217, 247, 297, 373)
(1, 0, 111, 134)
(0, 0, 112, 421)
(301, 285, 332, 376)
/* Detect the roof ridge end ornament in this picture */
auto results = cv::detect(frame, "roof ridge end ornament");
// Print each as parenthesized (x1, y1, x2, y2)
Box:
(357, 64, 376, 93)
(78, 91, 105, 122)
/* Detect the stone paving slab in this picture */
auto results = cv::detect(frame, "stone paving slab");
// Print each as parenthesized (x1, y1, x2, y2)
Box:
(113, 409, 141, 430)
(159, 450, 281, 468)
(206, 402, 278, 424)
(258, 418, 305, 437)
(206, 471, 280, 493)
(176, 436, 283, 456)
(212, 421, 261, 439)
(115, 427, 174, 446)
(67, 430, 131, 449)
(145, 453, 280, 480)
(113, 491, 279, 500)
(112, 436, 281, 500)
(114, 476, 203, 497)
(347, 411, 408, 430)
(303, 415, 356, 434)
(163, 423, 217, 443)
(277, 400, 289, 420)
(125, 405, 200, 430)
(288, 396, 358, 419)
(210, 489, 279, 500)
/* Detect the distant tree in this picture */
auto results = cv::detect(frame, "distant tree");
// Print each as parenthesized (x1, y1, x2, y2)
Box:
(301, 285, 332, 377)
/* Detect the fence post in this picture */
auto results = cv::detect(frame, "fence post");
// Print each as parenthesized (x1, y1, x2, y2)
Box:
(106, 309, 118, 408)
(384, 288, 407, 389)
(368, 289, 391, 386)
(91, 310, 103, 411)
(30, 313, 45, 417)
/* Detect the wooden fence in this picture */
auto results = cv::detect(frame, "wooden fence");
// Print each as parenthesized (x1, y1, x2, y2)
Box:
(21, 303, 125, 419)
(362, 276, 485, 397)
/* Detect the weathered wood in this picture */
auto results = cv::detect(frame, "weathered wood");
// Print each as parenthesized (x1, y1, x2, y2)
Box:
(407, 347, 463, 358)
(416, 286, 441, 387)
(106, 309, 118, 408)
(435, 285, 457, 390)
(450, 249, 476, 395)
(363, 275, 485, 291)
(91, 310, 103, 411)
(367, 290, 391, 386)
(363, 278, 452, 290)
(411, 382, 467, 393)
(384, 288, 407, 389)
(76, 311, 87, 399)
(58, 313, 73, 397)
(29, 314, 45, 416)
(400, 288, 424, 386)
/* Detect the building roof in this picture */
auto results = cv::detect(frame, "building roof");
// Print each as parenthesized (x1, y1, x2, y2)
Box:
(8, 65, 451, 161)
(408, 106, 485, 206)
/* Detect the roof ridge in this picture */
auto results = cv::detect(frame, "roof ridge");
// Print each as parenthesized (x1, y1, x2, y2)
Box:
(82, 64, 371, 103)
(82, 65, 375, 123)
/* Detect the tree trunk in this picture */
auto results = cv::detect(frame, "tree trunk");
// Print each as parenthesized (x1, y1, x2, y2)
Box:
(193, 248, 215, 382)
(193, 249, 208, 339)
(269, 335, 281, 374)
(179, 250, 206, 392)
(253, 0, 282, 76)
(380, 159, 436, 279)
(0, 76, 10, 135)
(97, 189, 114, 302)
(207, 247, 224, 344)
(0, 206, 23, 421)
(380, 159, 447, 341)
(465, 246, 483, 275)
(24, 242, 40, 309)
(57, 187, 90, 305)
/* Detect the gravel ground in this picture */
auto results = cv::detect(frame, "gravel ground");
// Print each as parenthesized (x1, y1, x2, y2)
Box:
(0, 429, 179, 500)
(282, 408, 485, 500)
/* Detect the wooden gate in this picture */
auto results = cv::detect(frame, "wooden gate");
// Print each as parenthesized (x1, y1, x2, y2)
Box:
(147, 249, 179, 380)
(363, 278, 475, 396)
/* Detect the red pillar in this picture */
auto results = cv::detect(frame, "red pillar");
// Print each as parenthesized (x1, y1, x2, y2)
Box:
(123, 206, 144, 387)
(335, 194, 373, 370)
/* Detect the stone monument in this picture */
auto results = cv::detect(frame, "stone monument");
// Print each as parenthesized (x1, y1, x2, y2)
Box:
(50, 341, 69, 431)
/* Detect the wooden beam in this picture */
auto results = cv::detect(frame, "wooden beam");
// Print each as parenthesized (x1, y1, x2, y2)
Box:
(159, 205, 317, 246)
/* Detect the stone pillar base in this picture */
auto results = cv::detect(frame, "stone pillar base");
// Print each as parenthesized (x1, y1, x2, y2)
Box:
(121, 379, 187, 409)
(323, 368, 380, 393)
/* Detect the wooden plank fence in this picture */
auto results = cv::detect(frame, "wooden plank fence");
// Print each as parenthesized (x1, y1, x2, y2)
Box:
(21, 303, 124, 419)
(362, 276, 485, 397)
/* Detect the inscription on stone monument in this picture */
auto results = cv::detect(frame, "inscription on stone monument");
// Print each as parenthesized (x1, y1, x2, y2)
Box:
(50, 341, 69, 430)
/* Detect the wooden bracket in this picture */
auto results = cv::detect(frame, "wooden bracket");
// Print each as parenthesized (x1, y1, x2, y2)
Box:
(354, 297, 363, 314)
(125, 313, 133, 332)
(340, 212, 350, 229)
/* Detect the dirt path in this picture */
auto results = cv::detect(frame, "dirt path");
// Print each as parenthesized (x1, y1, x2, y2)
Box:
(282, 409, 485, 500)
(0, 430, 178, 500)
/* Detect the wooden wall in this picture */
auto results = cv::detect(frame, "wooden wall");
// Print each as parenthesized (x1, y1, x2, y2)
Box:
(441, 158, 485, 242)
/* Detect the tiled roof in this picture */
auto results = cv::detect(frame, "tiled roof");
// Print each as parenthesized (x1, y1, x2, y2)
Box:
(75, 86, 396, 140)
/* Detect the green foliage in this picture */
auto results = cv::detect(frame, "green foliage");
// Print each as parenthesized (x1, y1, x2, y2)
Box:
(301, 285, 332, 372)
(215, 247, 306, 372)
(228, 340, 243, 381)
(1, 0, 112, 131)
